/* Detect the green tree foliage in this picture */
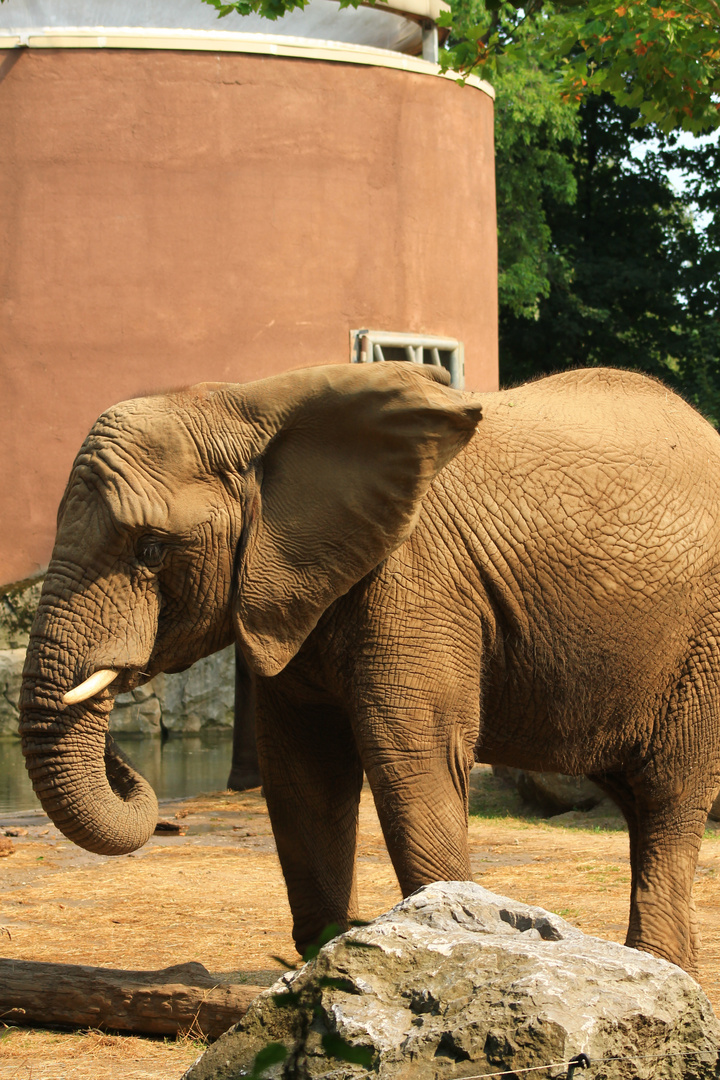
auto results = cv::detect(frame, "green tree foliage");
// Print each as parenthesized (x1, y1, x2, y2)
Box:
(449, 2, 580, 317)
(449, 2, 720, 419)
(441, 1, 720, 134)
(499, 94, 720, 422)
(484, 34, 580, 317)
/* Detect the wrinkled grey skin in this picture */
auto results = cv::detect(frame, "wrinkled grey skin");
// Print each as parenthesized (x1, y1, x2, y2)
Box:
(20, 362, 720, 973)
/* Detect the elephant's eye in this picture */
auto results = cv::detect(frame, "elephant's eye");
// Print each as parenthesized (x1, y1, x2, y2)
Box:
(137, 536, 165, 570)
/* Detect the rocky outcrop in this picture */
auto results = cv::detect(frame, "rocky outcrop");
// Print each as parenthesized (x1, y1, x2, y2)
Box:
(0, 576, 44, 735)
(0, 647, 26, 736)
(494, 765, 606, 813)
(184, 881, 720, 1080)
(490, 767, 720, 824)
(109, 648, 235, 735)
(1, 641, 234, 738)
(0, 575, 44, 651)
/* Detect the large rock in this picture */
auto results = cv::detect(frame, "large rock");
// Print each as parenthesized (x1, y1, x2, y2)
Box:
(0, 575, 44, 650)
(108, 684, 164, 735)
(108, 646, 235, 735)
(0, 647, 25, 736)
(0, 575, 235, 736)
(146, 648, 234, 734)
(184, 882, 720, 1080)
(0, 576, 45, 736)
(494, 765, 606, 813)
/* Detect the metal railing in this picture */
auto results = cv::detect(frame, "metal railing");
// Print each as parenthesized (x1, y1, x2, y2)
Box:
(351, 328, 465, 389)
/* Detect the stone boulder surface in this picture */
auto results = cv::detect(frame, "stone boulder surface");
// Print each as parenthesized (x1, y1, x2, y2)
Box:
(183, 881, 720, 1080)
(493, 766, 720, 824)
(493, 765, 606, 813)
(0, 576, 44, 735)
(0, 647, 26, 736)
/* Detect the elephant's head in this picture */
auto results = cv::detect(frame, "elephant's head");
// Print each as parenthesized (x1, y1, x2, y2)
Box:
(20, 362, 482, 855)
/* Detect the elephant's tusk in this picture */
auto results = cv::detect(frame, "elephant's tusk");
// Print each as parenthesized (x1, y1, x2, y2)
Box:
(63, 669, 119, 706)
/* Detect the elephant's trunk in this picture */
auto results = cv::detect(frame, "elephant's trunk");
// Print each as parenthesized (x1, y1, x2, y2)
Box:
(19, 591, 158, 857)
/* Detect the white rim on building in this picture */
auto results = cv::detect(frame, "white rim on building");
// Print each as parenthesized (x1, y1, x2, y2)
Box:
(0, 0, 467, 63)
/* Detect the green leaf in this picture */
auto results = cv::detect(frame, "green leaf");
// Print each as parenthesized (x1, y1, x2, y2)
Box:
(321, 1033, 374, 1067)
(271, 990, 302, 1008)
(248, 1043, 288, 1078)
(302, 923, 342, 962)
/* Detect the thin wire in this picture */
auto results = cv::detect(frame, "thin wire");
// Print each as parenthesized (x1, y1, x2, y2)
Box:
(605, 1050, 717, 1062)
(457, 1062, 577, 1079)
(452, 1048, 717, 1080)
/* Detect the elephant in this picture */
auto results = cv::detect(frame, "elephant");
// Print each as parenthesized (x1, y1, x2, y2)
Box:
(228, 644, 261, 791)
(19, 360, 720, 974)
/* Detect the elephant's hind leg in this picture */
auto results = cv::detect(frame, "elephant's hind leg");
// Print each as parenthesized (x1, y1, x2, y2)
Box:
(594, 654, 720, 974)
(589, 769, 704, 971)
(625, 787, 706, 973)
(255, 679, 364, 956)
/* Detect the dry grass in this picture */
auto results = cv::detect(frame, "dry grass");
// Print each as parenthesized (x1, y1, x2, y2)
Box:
(2, 767, 720, 1078)
(0, 1028, 205, 1080)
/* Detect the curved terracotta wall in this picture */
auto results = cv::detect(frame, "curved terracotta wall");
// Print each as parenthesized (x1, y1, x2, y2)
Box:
(0, 46, 497, 586)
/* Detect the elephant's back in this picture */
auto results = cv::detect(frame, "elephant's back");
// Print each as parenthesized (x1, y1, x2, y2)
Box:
(478, 367, 715, 448)
(442, 366, 720, 637)
(469, 367, 720, 507)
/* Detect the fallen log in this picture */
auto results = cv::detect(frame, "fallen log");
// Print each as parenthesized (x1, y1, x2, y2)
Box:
(0, 959, 267, 1039)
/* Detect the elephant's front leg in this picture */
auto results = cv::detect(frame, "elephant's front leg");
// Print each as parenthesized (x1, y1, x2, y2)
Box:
(353, 654, 481, 895)
(255, 678, 364, 955)
(227, 644, 261, 791)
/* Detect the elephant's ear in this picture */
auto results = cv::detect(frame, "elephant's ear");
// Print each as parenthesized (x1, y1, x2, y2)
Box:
(232, 362, 482, 677)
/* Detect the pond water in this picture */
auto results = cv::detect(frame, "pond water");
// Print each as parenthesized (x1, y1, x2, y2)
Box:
(0, 730, 235, 815)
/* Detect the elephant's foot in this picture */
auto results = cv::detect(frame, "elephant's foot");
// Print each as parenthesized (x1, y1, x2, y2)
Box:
(627, 932, 699, 978)
(625, 886, 701, 977)
(226, 766, 262, 791)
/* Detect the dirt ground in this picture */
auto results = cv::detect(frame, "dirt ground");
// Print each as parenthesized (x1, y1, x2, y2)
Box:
(2, 766, 720, 1080)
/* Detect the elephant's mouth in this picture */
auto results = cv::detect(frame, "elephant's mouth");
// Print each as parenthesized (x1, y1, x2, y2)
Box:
(62, 664, 152, 706)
